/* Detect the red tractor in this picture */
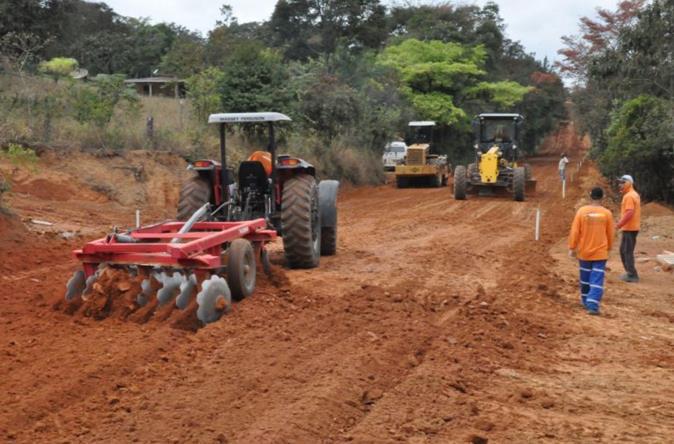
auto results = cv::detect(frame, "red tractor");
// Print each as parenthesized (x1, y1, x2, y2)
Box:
(177, 112, 339, 269)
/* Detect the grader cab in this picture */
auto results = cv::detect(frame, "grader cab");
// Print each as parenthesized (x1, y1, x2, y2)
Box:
(394, 121, 449, 188)
(453, 113, 535, 201)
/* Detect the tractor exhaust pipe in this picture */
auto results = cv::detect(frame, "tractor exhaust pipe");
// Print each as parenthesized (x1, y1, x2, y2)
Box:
(171, 203, 210, 243)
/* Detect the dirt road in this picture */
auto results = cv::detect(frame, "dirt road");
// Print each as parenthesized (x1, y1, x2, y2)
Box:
(1, 127, 672, 443)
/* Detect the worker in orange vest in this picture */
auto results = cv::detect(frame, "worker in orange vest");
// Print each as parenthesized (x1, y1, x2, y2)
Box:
(568, 187, 615, 315)
(616, 174, 641, 283)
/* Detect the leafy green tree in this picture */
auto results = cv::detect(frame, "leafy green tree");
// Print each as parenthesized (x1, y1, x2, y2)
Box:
(378, 39, 529, 125)
(39, 57, 78, 81)
(159, 34, 206, 78)
(217, 43, 290, 113)
(186, 67, 226, 124)
(602, 95, 674, 201)
(270, 0, 387, 60)
(71, 74, 138, 128)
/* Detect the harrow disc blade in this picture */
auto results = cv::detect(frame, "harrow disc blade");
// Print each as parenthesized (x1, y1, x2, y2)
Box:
(176, 274, 197, 309)
(65, 270, 86, 301)
(196, 276, 231, 324)
(156, 271, 186, 305)
(137, 277, 154, 307)
(80, 272, 99, 301)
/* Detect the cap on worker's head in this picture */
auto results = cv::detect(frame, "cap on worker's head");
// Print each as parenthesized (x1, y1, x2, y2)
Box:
(590, 187, 603, 200)
(618, 174, 634, 183)
(561, 152, 566, 157)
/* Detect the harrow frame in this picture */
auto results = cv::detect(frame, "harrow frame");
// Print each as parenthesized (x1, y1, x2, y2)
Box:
(74, 218, 276, 276)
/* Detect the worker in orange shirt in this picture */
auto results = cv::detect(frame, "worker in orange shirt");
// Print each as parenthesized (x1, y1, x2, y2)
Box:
(616, 174, 641, 283)
(568, 187, 615, 315)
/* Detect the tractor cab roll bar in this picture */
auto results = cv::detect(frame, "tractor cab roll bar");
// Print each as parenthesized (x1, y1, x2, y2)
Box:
(207, 112, 292, 214)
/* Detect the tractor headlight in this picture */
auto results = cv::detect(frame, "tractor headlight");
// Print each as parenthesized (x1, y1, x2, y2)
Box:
(473, 144, 478, 150)
(512, 144, 517, 150)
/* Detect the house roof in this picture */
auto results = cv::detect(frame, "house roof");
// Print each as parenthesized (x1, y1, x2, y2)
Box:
(478, 113, 524, 120)
(124, 77, 184, 84)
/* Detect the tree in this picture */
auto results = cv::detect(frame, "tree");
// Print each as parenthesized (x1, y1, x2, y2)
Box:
(270, 0, 387, 60)
(186, 67, 225, 124)
(39, 57, 78, 82)
(159, 34, 206, 78)
(72, 74, 138, 128)
(217, 43, 291, 113)
(602, 95, 674, 201)
(378, 39, 529, 125)
(556, 0, 645, 83)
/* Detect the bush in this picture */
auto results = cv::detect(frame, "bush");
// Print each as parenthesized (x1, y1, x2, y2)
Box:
(1, 143, 39, 171)
(601, 95, 674, 202)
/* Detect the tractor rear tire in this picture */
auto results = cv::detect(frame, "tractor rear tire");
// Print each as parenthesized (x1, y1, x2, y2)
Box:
(454, 165, 467, 200)
(320, 226, 337, 256)
(177, 176, 211, 221)
(282, 174, 321, 269)
(513, 167, 526, 202)
(227, 239, 256, 301)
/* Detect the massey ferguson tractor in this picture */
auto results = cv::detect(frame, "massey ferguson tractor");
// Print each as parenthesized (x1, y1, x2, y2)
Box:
(65, 112, 339, 325)
(453, 113, 535, 201)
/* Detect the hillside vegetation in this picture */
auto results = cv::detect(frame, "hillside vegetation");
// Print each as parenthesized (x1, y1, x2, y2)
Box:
(558, 0, 674, 203)
(0, 1, 567, 183)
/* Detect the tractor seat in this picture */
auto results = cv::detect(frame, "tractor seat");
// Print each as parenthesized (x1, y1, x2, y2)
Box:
(238, 161, 269, 190)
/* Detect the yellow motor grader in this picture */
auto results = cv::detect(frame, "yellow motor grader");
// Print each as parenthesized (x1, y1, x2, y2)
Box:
(453, 113, 535, 201)
(394, 121, 449, 188)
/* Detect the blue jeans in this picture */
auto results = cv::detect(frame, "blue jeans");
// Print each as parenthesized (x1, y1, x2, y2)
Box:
(579, 260, 606, 312)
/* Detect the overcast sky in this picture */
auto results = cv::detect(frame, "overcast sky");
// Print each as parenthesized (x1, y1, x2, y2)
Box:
(104, 0, 621, 63)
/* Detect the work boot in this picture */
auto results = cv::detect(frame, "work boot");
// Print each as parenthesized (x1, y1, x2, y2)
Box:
(587, 308, 600, 316)
(620, 273, 640, 283)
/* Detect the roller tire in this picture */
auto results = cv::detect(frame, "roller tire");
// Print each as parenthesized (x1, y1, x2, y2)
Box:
(513, 167, 526, 202)
(396, 176, 408, 188)
(454, 165, 467, 200)
(282, 174, 320, 269)
(177, 176, 211, 221)
(227, 239, 256, 301)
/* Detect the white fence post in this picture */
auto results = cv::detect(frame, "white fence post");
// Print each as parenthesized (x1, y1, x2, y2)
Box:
(136, 209, 140, 228)
(535, 207, 541, 241)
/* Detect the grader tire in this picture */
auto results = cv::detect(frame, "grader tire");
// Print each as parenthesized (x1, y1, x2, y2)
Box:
(513, 167, 526, 202)
(467, 163, 477, 179)
(454, 165, 467, 200)
(177, 176, 211, 221)
(282, 174, 321, 269)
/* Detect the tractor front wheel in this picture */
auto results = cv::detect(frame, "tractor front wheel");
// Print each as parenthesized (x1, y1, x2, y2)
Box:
(454, 165, 467, 200)
(282, 174, 321, 269)
(227, 239, 256, 301)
